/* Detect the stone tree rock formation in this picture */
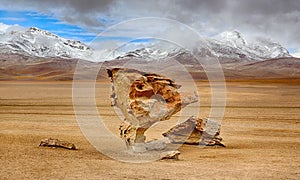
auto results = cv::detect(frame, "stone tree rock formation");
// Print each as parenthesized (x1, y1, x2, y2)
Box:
(107, 68, 198, 148)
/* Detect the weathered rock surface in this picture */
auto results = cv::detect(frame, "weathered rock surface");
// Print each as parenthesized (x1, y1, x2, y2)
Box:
(163, 116, 224, 147)
(39, 138, 77, 150)
(160, 150, 181, 160)
(144, 139, 168, 151)
(107, 68, 198, 145)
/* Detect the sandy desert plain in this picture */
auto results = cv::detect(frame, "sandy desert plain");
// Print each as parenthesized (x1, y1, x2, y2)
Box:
(0, 75, 299, 179)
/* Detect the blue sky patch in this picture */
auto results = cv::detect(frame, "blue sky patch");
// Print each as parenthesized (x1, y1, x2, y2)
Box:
(0, 10, 137, 43)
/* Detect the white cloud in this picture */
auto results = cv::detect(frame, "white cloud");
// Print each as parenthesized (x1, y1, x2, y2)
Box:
(0, 22, 11, 33)
(291, 52, 300, 58)
(0, 22, 25, 34)
(0, 17, 26, 22)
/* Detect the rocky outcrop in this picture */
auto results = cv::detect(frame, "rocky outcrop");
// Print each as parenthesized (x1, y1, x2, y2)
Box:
(163, 116, 224, 146)
(107, 68, 198, 147)
(107, 68, 224, 160)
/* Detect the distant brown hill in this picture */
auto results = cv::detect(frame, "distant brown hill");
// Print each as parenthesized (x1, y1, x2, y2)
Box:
(0, 53, 299, 82)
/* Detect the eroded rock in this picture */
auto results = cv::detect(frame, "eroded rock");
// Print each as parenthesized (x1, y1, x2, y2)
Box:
(162, 116, 225, 147)
(144, 138, 169, 151)
(39, 138, 77, 150)
(107, 68, 198, 145)
(160, 150, 180, 160)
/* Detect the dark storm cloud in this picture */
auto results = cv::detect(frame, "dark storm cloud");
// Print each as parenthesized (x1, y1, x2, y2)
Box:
(232, 0, 300, 15)
(42, 0, 115, 27)
(0, 0, 114, 12)
(0, 0, 299, 48)
(0, 0, 116, 28)
(1, 0, 299, 28)
(173, 0, 300, 47)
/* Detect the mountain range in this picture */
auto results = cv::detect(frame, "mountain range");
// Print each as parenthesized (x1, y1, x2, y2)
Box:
(0, 27, 299, 81)
(0, 27, 93, 60)
(0, 27, 293, 61)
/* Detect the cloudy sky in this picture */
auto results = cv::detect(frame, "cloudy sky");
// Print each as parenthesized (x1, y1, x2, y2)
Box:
(0, 0, 299, 56)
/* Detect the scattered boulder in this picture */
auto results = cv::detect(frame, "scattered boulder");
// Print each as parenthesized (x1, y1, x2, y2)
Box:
(39, 138, 77, 150)
(163, 116, 225, 147)
(160, 150, 181, 160)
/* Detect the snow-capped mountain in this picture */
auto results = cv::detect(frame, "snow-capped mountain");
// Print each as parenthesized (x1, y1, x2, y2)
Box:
(0, 27, 292, 61)
(0, 27, 93, 60)
(119, 30, 291, 61)
(117, 46, 181, 60)
(210, 30, 291, 60)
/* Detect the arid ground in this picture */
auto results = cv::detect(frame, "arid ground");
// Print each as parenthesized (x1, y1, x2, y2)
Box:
(0, 80, 299, 179)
